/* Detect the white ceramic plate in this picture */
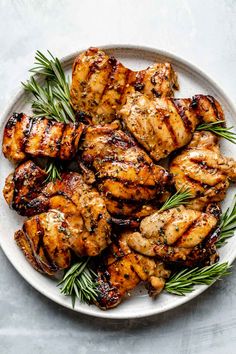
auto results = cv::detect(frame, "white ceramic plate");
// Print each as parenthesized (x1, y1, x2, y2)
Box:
(1, 45, 236, 319)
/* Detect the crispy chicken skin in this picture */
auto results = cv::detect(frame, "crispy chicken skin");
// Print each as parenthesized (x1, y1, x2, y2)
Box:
(120, 92, 224, 161)
(80, 122, 171, 219)
(70, 47, 178, 124)
(2, 113, 83, 163)
(170, 131, 236, 210)
(15, 210, 71, 275)
(97, 231, 171, 309)
(4, 162, 112, 258)
(127, 204, 220, 267)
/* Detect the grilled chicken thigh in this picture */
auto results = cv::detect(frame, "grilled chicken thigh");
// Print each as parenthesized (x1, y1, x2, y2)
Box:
(170, 131, 236, 210)
(120, 92, 224, 161)
(80, 122, 171, 219)
(97, 231, 171, 309)
(127, 204, 220, 267)
(3, 160, 47, 214)
(70, 47, 178, 124)
(4, 161, 112, 258)
(15, 210, 71, 275)
(2, 113, 83, 163)
(3, 47, 233, 310)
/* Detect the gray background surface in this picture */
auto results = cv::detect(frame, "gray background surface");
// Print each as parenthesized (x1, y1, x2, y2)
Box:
(0, 1, 236, 353)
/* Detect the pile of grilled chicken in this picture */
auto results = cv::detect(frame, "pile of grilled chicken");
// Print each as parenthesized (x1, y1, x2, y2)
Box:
(2, 47, 236, 310)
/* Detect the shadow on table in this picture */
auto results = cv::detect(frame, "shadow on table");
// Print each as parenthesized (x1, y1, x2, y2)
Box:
(1, 248, 235, 333)
(26, 266, 236, 332)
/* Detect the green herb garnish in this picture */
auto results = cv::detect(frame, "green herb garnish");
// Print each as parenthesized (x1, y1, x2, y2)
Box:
(45, 161, 62, 183)
(216, 195, 236, 248)
(58, 259, 99, 307)
(197, 120, 236, 144)
(23, 50, 75, 181)
(165, 262, 230, 296)
(160, 187, 192, 212)
(23, 50, 75, 122)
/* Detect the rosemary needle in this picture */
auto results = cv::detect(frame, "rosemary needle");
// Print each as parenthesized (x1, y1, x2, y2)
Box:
(197, 120, 236, 144)
(165, 262, 231, 296)
(216, 195, 236, 248)
(58, 259, 99, 307)
(160, 187, 192, 212)
(23, 50, 76, 181)
(23, 50, 75, 122)
(45, 161, 62, 183)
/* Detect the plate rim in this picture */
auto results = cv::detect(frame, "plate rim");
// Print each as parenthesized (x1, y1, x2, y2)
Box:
(1, 44, 236, 320)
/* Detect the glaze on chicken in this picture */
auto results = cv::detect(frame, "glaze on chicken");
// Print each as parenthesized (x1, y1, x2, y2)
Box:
(97, 231, 171, 309)
(70, 47, 178, 124)
(127, 204, 220, 267)
(120, 92, 224, 161)
(3, 160, 47, 212)
(5, 161, 112, 258)
(15, 210, 72, 275)
(2, 113, 83, 162)
(170, 131, 236, 210)
(2, 47, 234, 310)
(80, 122, 171, 219)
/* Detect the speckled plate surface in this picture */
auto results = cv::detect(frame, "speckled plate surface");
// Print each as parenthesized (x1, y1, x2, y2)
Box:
(0, 45, 236, 319)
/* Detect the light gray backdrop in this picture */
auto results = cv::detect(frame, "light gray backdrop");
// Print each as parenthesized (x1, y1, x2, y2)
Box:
(0, 1, 236, 353)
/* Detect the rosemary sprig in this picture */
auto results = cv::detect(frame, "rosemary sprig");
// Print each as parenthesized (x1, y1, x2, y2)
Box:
(22, 78, 71, 123)
(23, 50, 76, 181)
(165, 262, 230, 296)
(45, 161, 62, 183)
(23, 50, 75, 122)
(58, 259, 99, 307)
(160, 187, 192, 212)
(196, 120, 236, 144)
(216, 195, 236, 248)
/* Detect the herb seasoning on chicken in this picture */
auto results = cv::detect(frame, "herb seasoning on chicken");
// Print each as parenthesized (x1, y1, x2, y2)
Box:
(70, 47, 178, 124)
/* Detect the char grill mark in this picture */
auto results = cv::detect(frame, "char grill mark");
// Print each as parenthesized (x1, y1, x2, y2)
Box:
(17, 210, 72, 275)
(163, 114, 178, 148)
(34, 215, 58, 273)
(99, 181, 160, 203)
(2, 114, 84, 162)
(120, 92, 225, 162)
(172, 98, 193, 133)
(185, 174, 207, 192)
(118, 68, 131, 107)
(80, 124, 171, 218)
(70, 48, 178, 124)
(127, 205, 220, 267)
(170, 131, 236, 210)
(96, 232, 171, 309)
(133, 70, 145, 92)
(206, 95, 219, 120)
(190, 94, 224, 123)
(2, 113, 29, 162)
(10, 161, 47, 215)
(10, 167, 112, 265)
(173, 214, 204, 247)
(86, 53, 112, 108)
(98, 57, 119, 107)
(97, 175, 157, 190)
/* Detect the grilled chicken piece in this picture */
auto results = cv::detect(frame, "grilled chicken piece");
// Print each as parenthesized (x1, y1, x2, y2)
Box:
(170, 131, 236, 210)
(127, 204, 220, 267)
(4, 161, 112, 257)
(70, 47, 178, 124)
(15, 210, 71, 275)
(2, 113, 83, 163)
(120, 92, 224, 161)
(97, 231, 171, 309)
(3, 160, 47, 214)
(80, 122, 171, 219)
